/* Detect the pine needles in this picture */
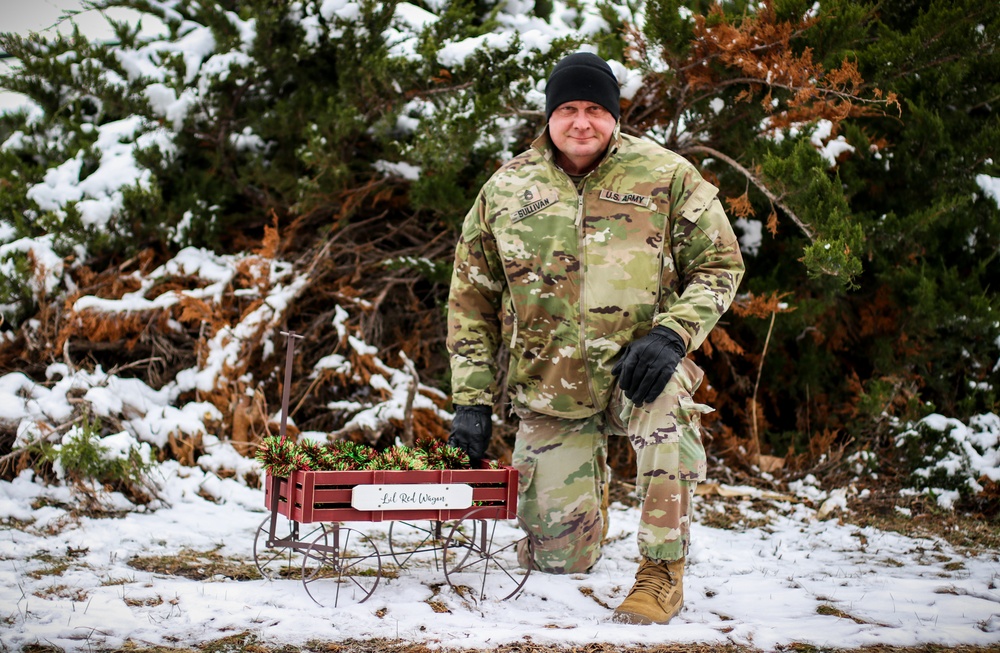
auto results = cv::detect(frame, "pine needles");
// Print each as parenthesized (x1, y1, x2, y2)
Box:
(255, 436, 474, 477)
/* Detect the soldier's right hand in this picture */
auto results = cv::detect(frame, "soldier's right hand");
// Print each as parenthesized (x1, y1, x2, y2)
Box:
(448, 404, 493, 465)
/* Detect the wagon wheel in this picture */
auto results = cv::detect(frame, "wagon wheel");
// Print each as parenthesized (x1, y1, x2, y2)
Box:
(253, 515, 327, 580)
(387, 519, 478, 570)
(301, 525, 382, 606)
(442, 506, 532, 602)
(387, 520, 441, 569)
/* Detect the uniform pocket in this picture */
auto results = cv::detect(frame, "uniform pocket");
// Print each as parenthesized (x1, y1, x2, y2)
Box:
(677, 395, 711, 482)
(501, 293, 519, 352)
(677, 180, 719, 224)
(511, 438, 536, 502)
(614, 358, 711, 473)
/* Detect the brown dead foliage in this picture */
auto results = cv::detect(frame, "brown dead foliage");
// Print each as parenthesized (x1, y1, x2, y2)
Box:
(57, 305, 174, 354)
(72, 262, 144, 299)
(622, 0, 897, 251)
(0, 185, 460, 482)
(725, 191, 755, 219)
(729, 291, 794, 320)
(624, 1, 897, 143)
(265, 207, 456, 443)
(686, 3, 897, 129)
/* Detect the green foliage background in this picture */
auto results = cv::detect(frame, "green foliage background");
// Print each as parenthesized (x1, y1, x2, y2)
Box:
(0, 0, 998, 476)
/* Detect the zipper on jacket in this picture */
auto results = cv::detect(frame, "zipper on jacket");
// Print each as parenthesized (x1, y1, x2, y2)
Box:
(502, 305, 519, 399)
(653, 205, 668, 316)
(573, 179, 604, 411)
(509, 307, 519, 351)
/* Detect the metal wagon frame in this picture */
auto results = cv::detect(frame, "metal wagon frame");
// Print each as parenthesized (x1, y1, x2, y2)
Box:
(251, 333, 531, 607)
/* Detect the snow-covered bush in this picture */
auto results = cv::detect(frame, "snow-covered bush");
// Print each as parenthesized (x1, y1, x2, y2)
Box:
(30, 413, 157, 506)
(895, 413, 1000, 509)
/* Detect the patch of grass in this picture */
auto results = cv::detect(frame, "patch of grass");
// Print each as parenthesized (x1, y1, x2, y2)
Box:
(27, 560, 71, 579)
(124, 595, 165, 608)
(30, 497, 73, 512)
(32, 584, 89, 602)
(112, 644, 196, 653)
(578, 585, 614, 609)
(309, 565, 393, 580)
(695, 497, 771, 530)
(843, 489, 1000, 555)
(423, 583, 451, 613)
(128, 547, 260, 581)
(0, 516, 36, 531)
(22, 644, 66, 653)
(26, 549, 86, 580)
(816, 603, 872, 625)
(198, 632, 266, 653)
(303, 639, 438, 653)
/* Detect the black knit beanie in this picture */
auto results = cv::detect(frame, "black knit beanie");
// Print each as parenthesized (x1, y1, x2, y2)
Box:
(545, 52, 621, 121)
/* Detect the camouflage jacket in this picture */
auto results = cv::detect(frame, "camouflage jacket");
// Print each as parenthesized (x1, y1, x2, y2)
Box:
(447, 127, 745, 419)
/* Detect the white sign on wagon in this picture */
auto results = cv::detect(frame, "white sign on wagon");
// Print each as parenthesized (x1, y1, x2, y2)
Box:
(351, 483, 473, 511)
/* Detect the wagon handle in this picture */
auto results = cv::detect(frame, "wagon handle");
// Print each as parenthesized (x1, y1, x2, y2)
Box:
(262, 331, 306, 546)
(279, 330, 304, 445)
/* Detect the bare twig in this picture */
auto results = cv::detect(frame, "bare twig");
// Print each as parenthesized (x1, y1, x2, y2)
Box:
(407, 80, 475, 98)
(400, 352, 419, 447)
(709, 77, 889, 106)
(751, 311, 777, 457)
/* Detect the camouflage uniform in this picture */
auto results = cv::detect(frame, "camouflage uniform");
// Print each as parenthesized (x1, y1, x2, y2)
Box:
(447, 126, 744, 572)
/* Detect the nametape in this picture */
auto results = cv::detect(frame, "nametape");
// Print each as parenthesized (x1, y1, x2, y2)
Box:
(513, 196, 552, 221)
(599, 189, 653, 208)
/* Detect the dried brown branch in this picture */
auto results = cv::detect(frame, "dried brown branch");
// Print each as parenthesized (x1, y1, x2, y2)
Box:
(400, 352, 419, 447)
(751, 311, 777, 456)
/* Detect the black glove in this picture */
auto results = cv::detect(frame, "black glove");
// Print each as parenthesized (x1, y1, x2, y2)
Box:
(611, 326, 686, 405)
(448, 404, 493, 464)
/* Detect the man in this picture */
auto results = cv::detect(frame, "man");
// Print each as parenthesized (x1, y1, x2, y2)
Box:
(446, 51, 744, 625)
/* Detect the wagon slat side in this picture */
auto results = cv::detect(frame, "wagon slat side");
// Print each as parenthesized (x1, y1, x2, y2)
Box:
(264, 465, 519, 524)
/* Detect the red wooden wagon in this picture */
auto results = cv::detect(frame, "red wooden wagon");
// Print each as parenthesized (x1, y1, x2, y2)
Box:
(252, 334, 531, 607)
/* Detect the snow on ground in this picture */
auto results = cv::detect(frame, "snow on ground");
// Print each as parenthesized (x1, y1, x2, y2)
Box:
(1, 463, 998, 652)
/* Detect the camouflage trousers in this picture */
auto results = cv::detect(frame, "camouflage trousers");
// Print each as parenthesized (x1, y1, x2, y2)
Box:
(512, 358, 710, 573)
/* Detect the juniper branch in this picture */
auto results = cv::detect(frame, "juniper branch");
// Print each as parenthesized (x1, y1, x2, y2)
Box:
(681, 144, 815, 242)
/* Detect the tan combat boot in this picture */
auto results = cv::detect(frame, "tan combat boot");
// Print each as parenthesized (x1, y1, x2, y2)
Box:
(612, 557, 685, 624)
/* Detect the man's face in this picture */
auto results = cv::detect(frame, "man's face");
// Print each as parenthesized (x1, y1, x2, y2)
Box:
(548, 100, 617, 174)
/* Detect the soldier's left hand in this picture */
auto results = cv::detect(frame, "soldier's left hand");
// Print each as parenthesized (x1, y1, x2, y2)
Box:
(447, 404, 493, 464)
(612, 326, 686, 405)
